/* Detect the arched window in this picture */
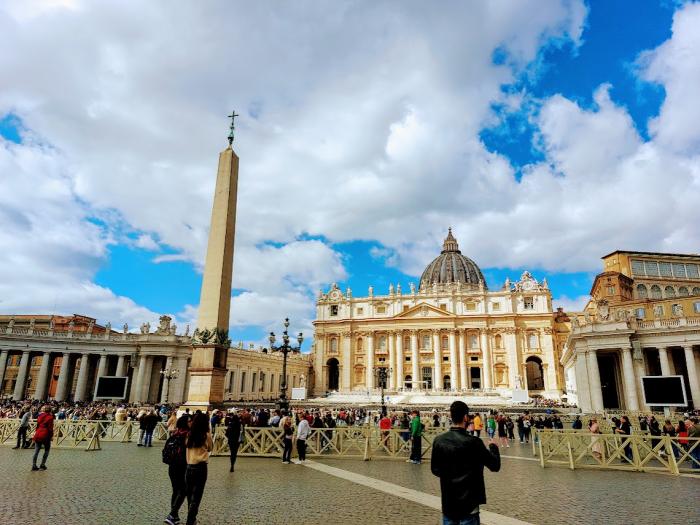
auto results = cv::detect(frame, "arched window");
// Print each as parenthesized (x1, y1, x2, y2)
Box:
(636, 284, 648, 299)
(404, 375, 413, 389)
(693, 287, 700, 296)
(356, 337, 363, 353)
(678, 286, 689, 297)
(494, 334, 503, 349)
(421, 334, 431, 350)
(528, 332, 539, 349)
(664, 286, 676, 298)
(378, 335, 386, 350)
(330, 337, 338, 353)
(650, 285, 662, 299)
(525, 356, 544, 390)
(441, 336, 448, 350)
(403, 336, 410, 349)
(469, 334, 479, 349)
(443, 375, 451, 390)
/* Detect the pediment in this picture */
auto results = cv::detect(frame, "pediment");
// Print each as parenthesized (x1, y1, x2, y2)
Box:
(394, 302, 455, 319)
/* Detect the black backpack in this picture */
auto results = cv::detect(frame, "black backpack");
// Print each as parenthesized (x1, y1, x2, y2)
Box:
(162, 434, 184, 465)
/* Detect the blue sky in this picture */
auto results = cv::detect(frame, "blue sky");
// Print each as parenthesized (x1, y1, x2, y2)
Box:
(1, 1, 698, 349)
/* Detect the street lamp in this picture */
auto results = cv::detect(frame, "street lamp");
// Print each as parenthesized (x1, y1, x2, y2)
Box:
(269, 318, 303, 412)
(376, 367, 392, 417)
(159, 368, 179, 404)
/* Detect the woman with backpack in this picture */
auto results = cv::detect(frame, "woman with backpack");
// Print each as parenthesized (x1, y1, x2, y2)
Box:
(184, 412, 213, 525)
(164, 415, 190, 525)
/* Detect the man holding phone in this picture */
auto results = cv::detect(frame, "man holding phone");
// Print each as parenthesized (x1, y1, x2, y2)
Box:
(431, 401, 501, 525)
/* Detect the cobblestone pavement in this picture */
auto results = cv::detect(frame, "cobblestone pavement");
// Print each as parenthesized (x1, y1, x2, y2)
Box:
(0, 442, 697, 525)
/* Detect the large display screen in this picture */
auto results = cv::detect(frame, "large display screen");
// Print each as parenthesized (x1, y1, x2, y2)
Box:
(94, 376, 129, 399)
(641, 376, 687, 406)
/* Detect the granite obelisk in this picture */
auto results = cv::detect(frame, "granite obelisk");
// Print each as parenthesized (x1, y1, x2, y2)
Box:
(184, 113, 239, 409)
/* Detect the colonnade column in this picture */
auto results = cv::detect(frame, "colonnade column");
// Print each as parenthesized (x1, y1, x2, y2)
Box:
(12, 351, 31, 400)
(449, 330, 458, 391)
(658, 347, 672, 376)
(586, 350, 604, 412)
(97, 355, 108, 379)
(33, 352, 52, 400)
(54, 353, 72, 402)
(395, 332, 404, 390)
(0, 350, 8, 392)
(74, 354, 91, 402)
(388, 331, 396, 390)
(341, 332, 352, 391)
(410, 331, 419, 390)
(621, 347, 639, 411)
(133, 355, 148, 403)
(481, 330, 492, 390)
(116, 355, 127, 376)
(684, 345, 700, 408)
(366, 332, 375, 390)
(314, 336, 325, 396)
(458, 331, 467, 390)
(432, 330, 441, 390)
(160, 356, 174, 404)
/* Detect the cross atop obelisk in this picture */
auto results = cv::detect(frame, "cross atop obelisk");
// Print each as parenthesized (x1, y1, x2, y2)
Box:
(227, 110, 239, 145)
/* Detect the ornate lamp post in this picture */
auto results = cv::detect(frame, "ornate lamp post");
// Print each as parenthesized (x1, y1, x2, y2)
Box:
(376, 367, 392, 417)
(269, 318, 303, 412)
(159, 368, 179, 404)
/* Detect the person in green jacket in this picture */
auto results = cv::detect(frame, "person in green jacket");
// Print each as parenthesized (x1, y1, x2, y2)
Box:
(407, 410, 423, 464)
(486, 414, 497, 441)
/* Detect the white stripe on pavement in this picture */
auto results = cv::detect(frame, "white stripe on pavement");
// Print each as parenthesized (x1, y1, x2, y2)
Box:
(303, 460, 534, 525)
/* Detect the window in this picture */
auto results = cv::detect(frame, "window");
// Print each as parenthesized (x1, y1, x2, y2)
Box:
(636, 284, 648, 299)
(494, 334, 503, 349)
(443, 375, 451, 390)
(421, 367, 432, 389)
(439, 303, 447, 310)
(443, 356, 448, 362)
(664, 286, 676, 298)
(356, 307, 364, 315)
(659, 262, 673, 277)
(441, 336, 448, 350)
(403, 336, 410, 349)
(465, 302, 476, 311)
(405, 356, 411, 362)
(378, 335, 386, 351)
(470, 356, 478, 362)
(378, 357, 386, 363)
(240, 372, 246, 393)
(330, 338, 338, 353)
(469, 334, 479, 349)
(524, 297, 534, 310)
(645, 261, 659, 276)
(422, 335, 430, 350)
(679, 286, 689, 297)
(607, 286, 616, 295)
(631, 259, 645, 276)
(356, 338, 363, 353)
(635, 308, 645, 319)
(688, 264, 700, 279)
(376, 306, 386, 314)
(650, 285, 662, 299)
(693, 301, 700, 313)
(673, 263, 687, 278)
(330, 305, 338, 316)
(492, 302, 501, 311)
(528, 333, 539, 349)
(694, 287, 700, 296)
(653, 305, 664, 317)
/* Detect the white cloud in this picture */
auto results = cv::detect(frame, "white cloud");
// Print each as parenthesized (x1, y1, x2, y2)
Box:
(552, 294, 590, 313)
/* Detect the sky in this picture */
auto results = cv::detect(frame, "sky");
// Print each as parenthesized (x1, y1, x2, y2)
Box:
(1, 0, 700, 350)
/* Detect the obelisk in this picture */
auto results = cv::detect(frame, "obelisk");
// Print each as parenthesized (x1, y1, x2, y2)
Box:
(184, 112, 239, 409)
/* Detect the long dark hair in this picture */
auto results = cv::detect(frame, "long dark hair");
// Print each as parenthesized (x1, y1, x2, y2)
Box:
(187, 413, 210, 448)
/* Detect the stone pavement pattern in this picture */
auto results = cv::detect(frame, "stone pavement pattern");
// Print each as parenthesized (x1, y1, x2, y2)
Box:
(0, 443, 698, 525)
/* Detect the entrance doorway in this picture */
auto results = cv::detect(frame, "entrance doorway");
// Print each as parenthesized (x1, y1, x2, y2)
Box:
(525, 356, 544, 390)
(470, 367, 481, 389)
(326, 358, 339, 390)
(598, 354, 621, 409)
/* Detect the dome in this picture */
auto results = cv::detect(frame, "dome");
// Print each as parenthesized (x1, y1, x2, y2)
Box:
(419, 229, 486, 290)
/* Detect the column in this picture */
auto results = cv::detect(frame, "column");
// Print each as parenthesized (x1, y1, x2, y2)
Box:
(366, 332, 375, 389)
(449, 330, 458, 391)
(33, 352, 52, 400)
(621, 347, 639, 411)
(458, 330, 467, 390)
(73, 354, 91, 402)
(54, 353, 72, 402)
(504, 330, 518, 389)
(314, 336, 325, 396)
(12, 351, 31, 400)
(481, 331, 492, 389)
(134, 355, 148, 403)
(432, 330, 441, 390)
(341, 332, 352, 390)
(160, 356, 174, 404)
(116, 355, 127, 376)
(170, 356, 189, 404)
(388, 332, 396, 390)
(97, 355, 108, 379)
(0, 350, 8, 391)
(395, 332, 403, 390)
(541, 330, 558, 392)
(411, 331, 419, 390)
(586, 350, 604, 412)
(684, 346, 700, 409)
(129, 357, 140, 403)
(658, 347, 671, 376)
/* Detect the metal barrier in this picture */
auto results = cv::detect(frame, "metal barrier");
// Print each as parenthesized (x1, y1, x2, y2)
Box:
(535, 429, 700, 475)
(0, 420, 102, 451)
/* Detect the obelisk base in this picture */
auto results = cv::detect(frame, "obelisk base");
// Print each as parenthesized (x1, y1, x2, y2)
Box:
(181, 344, 228, 412)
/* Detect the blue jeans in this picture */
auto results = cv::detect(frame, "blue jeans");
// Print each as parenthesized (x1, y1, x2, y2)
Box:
(443, 513, 480, 525)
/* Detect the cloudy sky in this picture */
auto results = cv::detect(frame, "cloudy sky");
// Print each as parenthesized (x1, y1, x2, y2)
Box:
(1, 0, 699, 348)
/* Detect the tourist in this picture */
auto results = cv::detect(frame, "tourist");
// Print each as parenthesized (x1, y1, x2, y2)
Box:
(590, 418, 603, 461)
(296, 413, 310, 463)
(166, 412, 178, 435)
(486, 413, 496, 442)
(687, 418, 700, 469)
(225, 410, 241, 473)
(143, 409, 160, 447)
(497, 415, 509, 448)
(184, 412, 213, 525)
(516, 415, 525, 443)
(431, 401, 500, 525)
(163, 415, 190, 525)
(31, 405, 54, 471)
(379, 412, 392, 447)
(14, 406, 31, 449)
(270, 409, 281, 427)
(137, 409, 148, 446)
(281, 415, 294, 464)
(615, 415, 633, 462)
(506, 416, 515, 441)
(408, 410, 422, 464)
(572, 416, 582, 430)
(472, 413, 482, 438)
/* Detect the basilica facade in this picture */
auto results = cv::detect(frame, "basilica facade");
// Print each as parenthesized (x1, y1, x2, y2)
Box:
(311, 230, 569, 399)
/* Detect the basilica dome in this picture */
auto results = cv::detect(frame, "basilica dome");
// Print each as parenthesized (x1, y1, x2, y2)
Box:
(419, 229, 486, 290)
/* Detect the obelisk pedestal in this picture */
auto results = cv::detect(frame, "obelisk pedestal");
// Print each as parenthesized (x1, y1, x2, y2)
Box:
(182, 121, 239, 412)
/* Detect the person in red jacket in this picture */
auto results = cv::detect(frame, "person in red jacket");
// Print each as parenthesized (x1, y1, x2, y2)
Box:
(32, 405, 54, 471)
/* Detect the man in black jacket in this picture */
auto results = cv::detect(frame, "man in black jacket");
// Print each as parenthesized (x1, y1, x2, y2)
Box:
(431, 401, 500, 525)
